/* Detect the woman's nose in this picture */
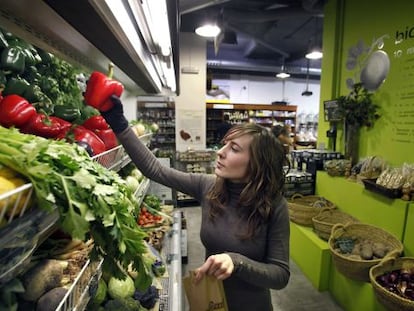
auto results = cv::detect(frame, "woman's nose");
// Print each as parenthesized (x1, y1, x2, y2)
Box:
(217, 146, 225, 158)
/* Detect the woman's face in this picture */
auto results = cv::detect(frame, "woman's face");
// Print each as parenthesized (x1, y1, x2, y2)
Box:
(215, 134, 253, 183)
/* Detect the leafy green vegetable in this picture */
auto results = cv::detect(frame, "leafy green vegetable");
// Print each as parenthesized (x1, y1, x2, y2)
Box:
(104, 297, 141, 311)
(0, 126, 147, 279)
(108, 275, 135, 299)
(143, 194, 161, 211)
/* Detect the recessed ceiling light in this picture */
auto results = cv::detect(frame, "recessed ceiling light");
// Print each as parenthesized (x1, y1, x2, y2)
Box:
(276, 72, 290, 79)
(195, 24, 221, 37)
(305, 50, 323, 60)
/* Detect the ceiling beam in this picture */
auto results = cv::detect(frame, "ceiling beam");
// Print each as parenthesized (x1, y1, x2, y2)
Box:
(180, 0, 231, 15)
(227, 24, 290, 58)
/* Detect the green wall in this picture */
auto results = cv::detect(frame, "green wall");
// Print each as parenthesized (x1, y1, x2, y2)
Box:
(319, 0, 414, 166)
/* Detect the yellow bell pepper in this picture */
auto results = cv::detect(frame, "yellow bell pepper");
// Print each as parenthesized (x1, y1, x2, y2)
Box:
(0, 175, 32, 217)
(0, 176, 18, 213)
(0, 164, 18, 179)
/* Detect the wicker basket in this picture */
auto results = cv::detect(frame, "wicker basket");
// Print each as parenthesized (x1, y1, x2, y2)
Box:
(288, 194, 336, 227)
(328, 223, 404, 282)
(370, 256, 414, 311)
(312, 208, 359, 241)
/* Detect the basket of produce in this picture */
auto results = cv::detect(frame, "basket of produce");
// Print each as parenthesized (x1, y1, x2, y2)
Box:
(312, 208, 359, 241)
(328, 223, 404, 282)
(324, 159, 352, 177)
(287, 193, 336, 227)
(369, 256, 414, 311)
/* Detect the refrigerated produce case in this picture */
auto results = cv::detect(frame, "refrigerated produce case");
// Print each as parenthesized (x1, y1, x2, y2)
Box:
(0, 1, 182, 310)
(0, 138, 183, 310)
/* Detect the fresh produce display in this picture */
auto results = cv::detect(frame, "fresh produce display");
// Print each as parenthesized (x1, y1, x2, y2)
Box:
(0, 28, 173, 311)
(0, 126, 149, 283)
(0, 29, 121, 155)
(376, 268, 414, 301)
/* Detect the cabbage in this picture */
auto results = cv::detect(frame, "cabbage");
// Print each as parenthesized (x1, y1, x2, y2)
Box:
(125, 176, 139, 192)
(108, 275, 135, 299)
(92, 278, 107, 305)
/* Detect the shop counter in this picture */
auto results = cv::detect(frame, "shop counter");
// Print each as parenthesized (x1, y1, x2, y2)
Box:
(328, 267, 387, 311)
(289, 222, 331, 291)
(315, 171, 408, 241)
(315, 171, 410, 311)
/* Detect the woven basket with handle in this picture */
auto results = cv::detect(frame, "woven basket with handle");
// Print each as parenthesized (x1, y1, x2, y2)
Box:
(370, 256, 414, 311)
(328, 223, 404, 282)
(312, 208, 359, 241)
(287, 193, 336, 227)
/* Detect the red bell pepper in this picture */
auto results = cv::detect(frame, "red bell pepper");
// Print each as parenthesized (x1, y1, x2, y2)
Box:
(95, 128, 118, 150)
(0, 94, 37, 128)
(83, 71, 123, 112)
(21, 113, 72, 138)
(64, 125, 106, 156)
(82, 115, 109, 131)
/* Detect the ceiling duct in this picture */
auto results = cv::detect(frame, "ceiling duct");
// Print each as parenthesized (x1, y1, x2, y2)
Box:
(223, 6, 320, 24)
(207, 59, 321, 78)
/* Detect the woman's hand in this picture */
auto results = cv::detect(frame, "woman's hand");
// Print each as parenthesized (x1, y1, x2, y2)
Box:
(194, 254, 234, 283)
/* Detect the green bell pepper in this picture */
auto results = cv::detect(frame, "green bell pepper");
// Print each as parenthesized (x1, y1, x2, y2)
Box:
(32, 91, 54, 115)
(53, 105, 81, 122)
(0, 46, 25, 74)
(23, 84, 42, 103)
(37, 48, 54, 65)
(8, 39, 41, 67)
(3, 77, 30, 97)
(77, 104, 100, 123)
(22, 65, 41, 83)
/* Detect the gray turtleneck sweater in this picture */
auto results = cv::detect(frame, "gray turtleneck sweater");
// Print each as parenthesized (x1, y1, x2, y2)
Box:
(117, 127, 291, 311)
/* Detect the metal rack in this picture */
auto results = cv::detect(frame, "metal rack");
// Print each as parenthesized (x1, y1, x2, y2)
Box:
(159, 211, 183, 311)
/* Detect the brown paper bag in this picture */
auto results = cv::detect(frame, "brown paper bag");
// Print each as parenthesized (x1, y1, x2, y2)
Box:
(183, 271, 229, 311)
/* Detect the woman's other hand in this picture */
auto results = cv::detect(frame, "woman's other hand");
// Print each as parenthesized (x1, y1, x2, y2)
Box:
(194, 254, 234, 283)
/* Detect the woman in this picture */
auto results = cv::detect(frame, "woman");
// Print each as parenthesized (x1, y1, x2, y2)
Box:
(101, 96, 290, 311)
(271, 124, 293, 150)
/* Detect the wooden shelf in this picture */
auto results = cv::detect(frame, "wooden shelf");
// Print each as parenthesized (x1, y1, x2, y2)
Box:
(206, 103, 297, 147)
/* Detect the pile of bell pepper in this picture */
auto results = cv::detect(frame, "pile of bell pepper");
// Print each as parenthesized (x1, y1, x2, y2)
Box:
(0, 28, 121, 156)
(0, 93, 118, 156)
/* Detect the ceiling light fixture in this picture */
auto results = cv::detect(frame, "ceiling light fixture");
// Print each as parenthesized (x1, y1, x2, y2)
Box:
(276, 72, 290, 79)
(195, 24, 221, 37)
(276, 62, 290, 79)
(306, 17, 323, 60)
(305, 49, 323, 60)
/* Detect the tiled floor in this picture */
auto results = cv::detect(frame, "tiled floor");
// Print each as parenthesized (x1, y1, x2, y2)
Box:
(180, 206, 344, 311)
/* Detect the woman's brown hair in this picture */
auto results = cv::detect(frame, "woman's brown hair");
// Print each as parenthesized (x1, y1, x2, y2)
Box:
(206, 123, 286, 239)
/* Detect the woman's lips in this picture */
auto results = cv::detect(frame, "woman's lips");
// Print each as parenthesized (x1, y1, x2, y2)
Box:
(216, 161, 224, 169)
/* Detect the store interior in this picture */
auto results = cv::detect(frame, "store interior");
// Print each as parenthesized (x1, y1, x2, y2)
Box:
(0, 1, 413, 311)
